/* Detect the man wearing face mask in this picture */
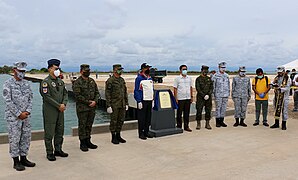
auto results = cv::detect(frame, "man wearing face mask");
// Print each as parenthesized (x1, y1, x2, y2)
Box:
(3, 62, 35, 171)
(173, 65, 193, 132)
(252, 68, 271, 126)
(212, 62, 230, 127)
(40, 59, 68, 161)
(270, 66, 291, 130)
(73, 64, 99, 151)
(134, 63, 154, 140)
(195, 65, 213, 130)
(105, 64, 128, 144)
(232, 66, 251, 127)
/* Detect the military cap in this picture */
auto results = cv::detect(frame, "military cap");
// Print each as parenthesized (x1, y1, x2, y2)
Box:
(13, 61, 27, 71)
(141, 63, 152, 69)
(113, 64, 124, 70)
(239, 66, 246, 72)
(277, 66, 285, 72)
(47, 59, 60, 68)
(201, 65, 209, 71)
(80, 64, 90, 71)
(218, 62, 226, 68)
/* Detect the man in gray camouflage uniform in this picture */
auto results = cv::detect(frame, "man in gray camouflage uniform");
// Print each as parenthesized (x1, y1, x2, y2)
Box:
(2, 62, 36, 171)
(212, 62, 230, 127)
(232, 66, 251, 127)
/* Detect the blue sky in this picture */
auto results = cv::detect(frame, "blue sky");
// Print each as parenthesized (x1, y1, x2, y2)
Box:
(0, 0, 298, 72)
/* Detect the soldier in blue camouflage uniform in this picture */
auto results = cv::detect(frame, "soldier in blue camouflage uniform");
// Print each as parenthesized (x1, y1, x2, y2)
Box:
(105, 64, 128, 144)
(232, 66, 251, 127)
(73, 64, 99, 151)
(212, 62, 230, 127)
(3, 62, 36, 171)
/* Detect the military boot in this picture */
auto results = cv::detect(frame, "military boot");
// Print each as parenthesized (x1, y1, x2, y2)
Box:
(281, 121, 287, 130)
(111, 132, 119, 144)
(221, 118, 227, 127)
(80, 139, 89, 152)
(233, 118, 239, 127)
(270, 120, 280, 128)
(239, 118, 247, 127)
(20, 156, 36, 167)
(216, 118, 221, 127)
(13, 157, 25, 171)
(116, 132, 126, 143)
(196, 120, 201, 130)
(46, 153, 56, 161)
(205, 120, 212, 130)
(86, 138, 98, 149)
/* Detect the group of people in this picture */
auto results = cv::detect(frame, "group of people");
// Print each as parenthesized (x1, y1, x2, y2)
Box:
(2, 59, 297, 171)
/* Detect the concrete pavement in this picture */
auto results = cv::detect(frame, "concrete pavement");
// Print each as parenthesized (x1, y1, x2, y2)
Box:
(1, 114, 298, 180)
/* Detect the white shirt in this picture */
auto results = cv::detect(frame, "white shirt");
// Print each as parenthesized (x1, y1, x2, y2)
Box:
(140, 79, 154, 100)
(294, 74, 298, 86)
(173, 75, 192, 100)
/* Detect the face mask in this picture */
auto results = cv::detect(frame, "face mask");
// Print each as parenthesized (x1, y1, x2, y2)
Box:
(220, 67, 226, 73)
(145, 69, 150, 75)
(257, 75, 263, 79)
(82, 71, 90, 77)
(239, 72, 246, 77)
(54, 69, 61, 77)
(117, 70, 123, 75)
(202, 70, 208, 75)
(16, 71, 25, 79)
(182, 70, 187, 75)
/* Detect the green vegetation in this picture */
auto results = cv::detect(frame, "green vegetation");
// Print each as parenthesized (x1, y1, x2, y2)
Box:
(0, 66, 13, 74)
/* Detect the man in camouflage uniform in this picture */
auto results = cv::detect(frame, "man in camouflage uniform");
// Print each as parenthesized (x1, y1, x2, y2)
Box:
(270, 66, 291, 130)
(212, 62, 230, 127)
(73, 64, 99, 151)
(40, 59, 68, 161)
(105, 64, 128, 144)
(195, 65, 213, 130)
(3, 62, 36, 171)
(232, 66, 251, 127)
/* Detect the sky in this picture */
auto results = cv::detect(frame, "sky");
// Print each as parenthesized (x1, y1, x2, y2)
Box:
(1, 0, 298, 72)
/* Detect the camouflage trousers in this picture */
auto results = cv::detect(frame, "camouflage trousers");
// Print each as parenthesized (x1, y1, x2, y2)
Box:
(215, 97, 228, 118)
(233, 97, 248, 119)
(7, 118, 31, 158)
(109, 106, 126, 133)
(196, 97, 212, 121)
(77, 110, 95, 140)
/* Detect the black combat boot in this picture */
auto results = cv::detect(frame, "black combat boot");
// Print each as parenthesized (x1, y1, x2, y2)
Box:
(54, 150, 68, 157)
(205, 120, 212, 130)
(233, 118, 239, 127)
(239, 118, 247, 127)
(13, 157, 25, 171)
(281, 121, 287, 130)
(221, 118, 227, 127)
(20, 156, 36, 167)
(116, 132, 126, 143)
(270, 120, 280, 128)
(46, 153, 56, 161)
(80, 139, 89, 152)
(111, 132, 119, 144)
(86, 138, 98, 149)
(216, 118, 221, 127)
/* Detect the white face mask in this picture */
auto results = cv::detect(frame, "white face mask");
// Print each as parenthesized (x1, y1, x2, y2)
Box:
(239, 72, 246, 77)
(54, 69, 61, 77)
(16, 71, 25, 79)
(220, 67, 226, 73)
(182, 70, 187, 75)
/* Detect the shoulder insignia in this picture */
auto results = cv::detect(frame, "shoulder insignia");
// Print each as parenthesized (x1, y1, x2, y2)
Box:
(43, 88, 48, 93)
(51, 82, 56, 87)
(42, 82, 48, 87)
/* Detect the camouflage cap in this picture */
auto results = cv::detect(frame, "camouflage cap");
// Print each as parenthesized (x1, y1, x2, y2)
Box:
(277, 66, 285, 72)
(113, 64, 124, 70)
(80, 64, 90, 71)
(13, 61, 27, 71)
(201, 65, 209, 71)
(218, 61, 226, 68)
(239, 66, 246, 72)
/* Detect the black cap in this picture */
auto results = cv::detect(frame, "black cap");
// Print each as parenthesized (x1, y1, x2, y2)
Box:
(47, 59, 60, 68)
(256, 68, 263, 74)
(201, 65, 209, 71)
(286, 70, 290, 73)
(80, 64, 90, 71)
(141, 63, 152, 69)
(113, 64, 124, 70)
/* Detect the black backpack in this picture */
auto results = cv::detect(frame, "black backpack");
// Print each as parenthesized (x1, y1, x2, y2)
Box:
(255, 76, 269, 88)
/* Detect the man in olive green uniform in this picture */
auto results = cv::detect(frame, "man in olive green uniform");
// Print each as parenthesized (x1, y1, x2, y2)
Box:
(105, 64, 128, 144)
(195, 65, 213, 130)
(40, 59, 68, 161)
(73, 64, 99, 152)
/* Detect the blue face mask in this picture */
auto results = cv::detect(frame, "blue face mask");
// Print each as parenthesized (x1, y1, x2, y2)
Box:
(182, 70, 187, 75)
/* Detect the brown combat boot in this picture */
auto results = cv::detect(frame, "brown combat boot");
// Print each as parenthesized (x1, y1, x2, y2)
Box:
(205, 120, 212, 130)
(196, 120, 201, 130)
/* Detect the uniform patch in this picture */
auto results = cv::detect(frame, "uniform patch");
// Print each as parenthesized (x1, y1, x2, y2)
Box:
(58, 82, 62, 86)
(43, 88, 48, 93)
(42, 82, 48, 87)
(51, 82, 56, 87)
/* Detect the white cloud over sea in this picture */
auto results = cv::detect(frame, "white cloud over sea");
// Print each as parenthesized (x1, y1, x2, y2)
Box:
(1, 0, 298, 71)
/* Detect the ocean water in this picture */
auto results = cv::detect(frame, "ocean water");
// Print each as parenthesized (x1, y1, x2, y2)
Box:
(0, 74, 110, 135)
